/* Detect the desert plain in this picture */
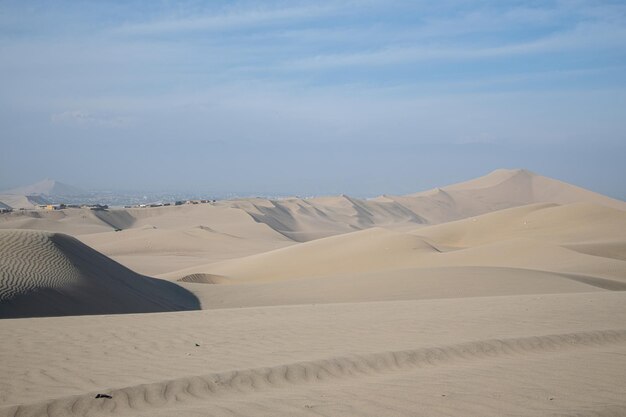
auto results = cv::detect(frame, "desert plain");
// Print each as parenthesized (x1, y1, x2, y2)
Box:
(1, 168, 625, 417)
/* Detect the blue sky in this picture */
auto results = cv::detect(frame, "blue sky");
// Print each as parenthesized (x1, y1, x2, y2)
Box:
(1, 0, 625, 198)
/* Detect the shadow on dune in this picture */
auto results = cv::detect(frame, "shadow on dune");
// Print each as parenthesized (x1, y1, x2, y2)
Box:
(0, 279, 201, 319)
(555, 272, 626, 291)
(0, 230, 200, 319)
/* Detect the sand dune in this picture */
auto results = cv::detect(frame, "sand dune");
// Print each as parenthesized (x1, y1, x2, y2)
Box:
(168, 227, 440, 283)
(77, 204, 293, 275)
(229, 194, 426, 241)
(0, 204, 293, 275)
(1, 169, 625, 416)
(413, 168, 625, 210)
(413, 202, 626, 246)
(0, 208, 122, 235)
(0, 230, 199, 318)
(2, 169, 623, 278)
(228, 169, 624, 240)
(166, 202, 626, 286)
(78, 224, 291, 275)
(8, 168, 621, 245)
(373, 168, 625, 224)
(162, 202, 625, 312)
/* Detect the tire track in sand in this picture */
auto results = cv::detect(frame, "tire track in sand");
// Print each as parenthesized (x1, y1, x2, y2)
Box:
(2, 328, 625, 417)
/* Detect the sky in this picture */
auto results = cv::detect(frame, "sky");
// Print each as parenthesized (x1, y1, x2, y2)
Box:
(1, 0, 625, 198)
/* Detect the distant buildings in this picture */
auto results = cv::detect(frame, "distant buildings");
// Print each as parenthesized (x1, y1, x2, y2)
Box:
(0, 198, 217, 214)
(42, 204, 66, 210)
(0, 201, 12, 213)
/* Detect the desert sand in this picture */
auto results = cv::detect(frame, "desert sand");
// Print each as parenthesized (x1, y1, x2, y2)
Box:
(1, 169, 625, 416)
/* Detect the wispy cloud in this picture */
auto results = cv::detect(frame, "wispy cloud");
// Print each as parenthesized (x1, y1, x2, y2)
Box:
(113, 4, 337, 35)
(2, 1, 626, 146)
(279, 22, 626, 70)
(50, 110, 130, 128)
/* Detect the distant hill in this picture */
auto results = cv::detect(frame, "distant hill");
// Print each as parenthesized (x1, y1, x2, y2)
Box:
(4, 179, 86, 196)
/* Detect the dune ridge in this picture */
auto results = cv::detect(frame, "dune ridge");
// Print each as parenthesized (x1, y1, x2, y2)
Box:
(228, 169, 624, 240)
(2, 169, 624, 277)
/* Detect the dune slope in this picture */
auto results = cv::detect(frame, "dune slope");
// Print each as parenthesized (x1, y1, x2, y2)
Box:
(169, 202, 626, 283)
(0, 230, 199, 318)
(165, 227, 440, 282)
(179, 266, 609, 310)
(373, 169, 625, 225)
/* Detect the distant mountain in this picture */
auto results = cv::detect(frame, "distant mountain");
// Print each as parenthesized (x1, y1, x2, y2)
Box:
(4, 179, 86, 196)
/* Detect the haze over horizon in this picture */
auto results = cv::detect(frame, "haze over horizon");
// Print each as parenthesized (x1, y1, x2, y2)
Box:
(1, 167, 624, 203)
(1, 1, 625, 199)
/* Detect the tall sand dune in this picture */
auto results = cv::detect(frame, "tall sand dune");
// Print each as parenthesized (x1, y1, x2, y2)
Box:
(376, 168, 626, 225)
(413, 168, 625, 209)
(0, 230, 199, 318)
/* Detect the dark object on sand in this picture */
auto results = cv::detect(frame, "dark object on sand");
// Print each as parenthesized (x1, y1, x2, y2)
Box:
(195, 343, 200, 346)
(95, 393, 113, 399)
